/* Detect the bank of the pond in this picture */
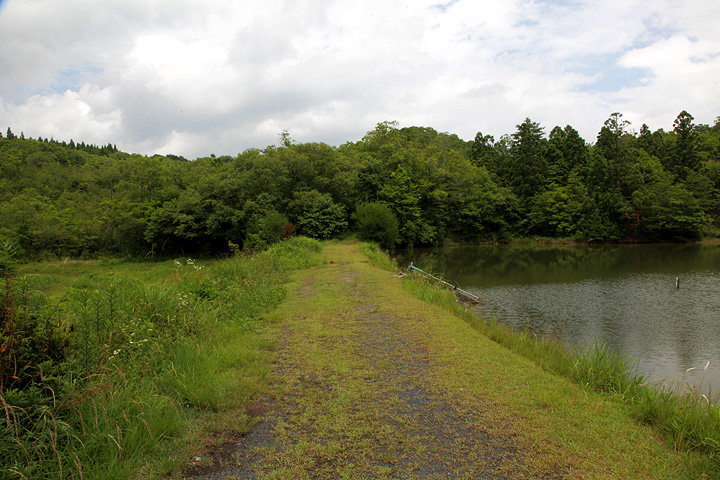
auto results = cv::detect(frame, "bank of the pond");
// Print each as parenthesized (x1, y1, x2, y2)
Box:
(377, 244, 720, 478)
(183, 239, 712, 479)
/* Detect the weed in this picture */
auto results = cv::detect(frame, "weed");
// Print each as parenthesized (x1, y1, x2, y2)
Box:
(0, 237, 322, 478)
(358, 242, 398, 272)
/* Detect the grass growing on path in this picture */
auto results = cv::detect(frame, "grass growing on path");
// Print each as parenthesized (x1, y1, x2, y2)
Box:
(197, 239, 700, 479)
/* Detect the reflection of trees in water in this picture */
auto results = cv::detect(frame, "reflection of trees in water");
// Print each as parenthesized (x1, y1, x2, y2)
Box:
(397, 244, 720, 391)
(396, 245, 720, 287)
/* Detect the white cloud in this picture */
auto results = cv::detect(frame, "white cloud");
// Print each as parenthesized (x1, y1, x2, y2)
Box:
(0, 87, 121, 143)
(0, 0, 718, 158)
(611, 34, 720, 130)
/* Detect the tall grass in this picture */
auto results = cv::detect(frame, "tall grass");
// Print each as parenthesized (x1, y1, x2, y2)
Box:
(571, 340, 647, 397)
(358, 242, 398, 272)
(364, 242, 720, 476)
(634, 364, 720, 472)
(0, 236, 322, 479)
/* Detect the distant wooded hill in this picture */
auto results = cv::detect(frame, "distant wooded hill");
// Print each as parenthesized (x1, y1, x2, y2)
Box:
(2, 111, 719, 258)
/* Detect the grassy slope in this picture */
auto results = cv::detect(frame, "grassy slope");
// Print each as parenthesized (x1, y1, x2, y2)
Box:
(201, 239, 696, 479)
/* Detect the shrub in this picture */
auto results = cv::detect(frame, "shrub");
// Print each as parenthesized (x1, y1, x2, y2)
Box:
(353, 202, 399, 249)
(292, 191, 348, 240)
(244, 210, 293, 250)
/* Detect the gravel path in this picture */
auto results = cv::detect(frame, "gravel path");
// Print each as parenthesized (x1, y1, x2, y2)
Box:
(185, 250, 531, 479)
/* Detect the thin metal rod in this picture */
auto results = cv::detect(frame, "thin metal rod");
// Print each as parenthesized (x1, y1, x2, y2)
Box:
(407, 262, 480, 303)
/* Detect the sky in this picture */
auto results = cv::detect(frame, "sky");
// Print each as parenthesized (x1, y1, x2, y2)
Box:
(0, 0, 719, 159)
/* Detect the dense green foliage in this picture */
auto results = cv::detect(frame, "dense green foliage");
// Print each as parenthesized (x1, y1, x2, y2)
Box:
(2, 112, 720, 259)
(353, 202, 399, 249)
(0, 237, 322, 478)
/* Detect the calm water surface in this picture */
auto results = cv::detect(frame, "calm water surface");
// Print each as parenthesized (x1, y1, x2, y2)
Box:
(395, 244, 720, 393)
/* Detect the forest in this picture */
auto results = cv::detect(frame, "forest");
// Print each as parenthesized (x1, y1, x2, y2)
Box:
(1, 110, 719, 259)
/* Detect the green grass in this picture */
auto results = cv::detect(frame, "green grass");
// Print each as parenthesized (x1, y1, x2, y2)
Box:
(633, 372, 720, 473)
(358, 241, 398, 271)
(570, 340, 647, 397)
(1, 237, 322, 479)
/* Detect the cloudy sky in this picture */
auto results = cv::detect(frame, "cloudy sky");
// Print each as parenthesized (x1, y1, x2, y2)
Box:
(0, 0, 718, 159)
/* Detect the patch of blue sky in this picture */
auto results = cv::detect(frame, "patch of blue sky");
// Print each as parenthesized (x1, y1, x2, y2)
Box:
(535, 0, 583, 7)
(42, 65, 104, 96)
(569, 53, 649, 93)
(0, 0, 9, 14)
(641, 12, 678, 43)
(533, 0, 585, 18)
(514, 17, 539, 28)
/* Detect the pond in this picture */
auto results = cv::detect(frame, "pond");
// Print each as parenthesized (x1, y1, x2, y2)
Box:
(394, 244, 720, 394)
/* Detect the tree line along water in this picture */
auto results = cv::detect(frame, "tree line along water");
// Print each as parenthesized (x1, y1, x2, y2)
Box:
(1, 111, 719, 261)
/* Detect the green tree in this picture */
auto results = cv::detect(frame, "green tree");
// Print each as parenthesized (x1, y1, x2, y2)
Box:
(627, 151, 704, 240)
(585, 148, 627, 241)
(671, 110, 700, 180)
(378, 165, 436, 247)
(547, 125, 589, 185)
(244, 210, 293, 250)
(444, 163, 515, 242)
(596, 112, 633, 192)
(637, 123, 653, 154)
(528, 172, 590, 238)
(278, 129, 294, 148)
(508, 118, 547, 205)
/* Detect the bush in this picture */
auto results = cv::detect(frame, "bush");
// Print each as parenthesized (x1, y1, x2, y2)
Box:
(244, 210, 294, 250)
(353, 202, 398, 249)
(292, 191, 348, 240)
